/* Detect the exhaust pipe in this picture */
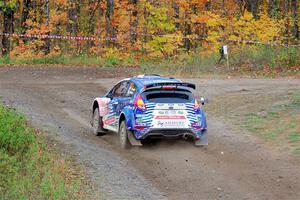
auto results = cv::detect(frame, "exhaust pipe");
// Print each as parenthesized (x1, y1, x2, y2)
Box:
(183, 133, 196, 141)
(182, 134, 190, 140)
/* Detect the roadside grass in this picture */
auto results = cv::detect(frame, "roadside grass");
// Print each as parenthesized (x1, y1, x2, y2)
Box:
(0, 104, 94, 199)
(141, 46, 300, 77)
(242, 90, 300, 154)
(230, 45, 300, 72)
(0, 55, 100, 66)
(1, 45, 299, 78)
(208, 89, 300, 155)
(140, 50, 219, 77)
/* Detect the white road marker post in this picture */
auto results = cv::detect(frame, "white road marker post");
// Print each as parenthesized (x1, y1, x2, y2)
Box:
(223, 45, 229, 70)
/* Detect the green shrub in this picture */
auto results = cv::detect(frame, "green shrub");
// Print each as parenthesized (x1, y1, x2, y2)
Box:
(105, 55, 120, 66)
(0, 55, 11, 64)
(230, 45, 300, 71)
(0, 105, 86, 199)
(0, 106, 36, 156)
(0, 151, 19, 191)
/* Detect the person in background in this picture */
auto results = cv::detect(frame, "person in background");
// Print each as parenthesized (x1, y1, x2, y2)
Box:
(217, 45, 226, 64)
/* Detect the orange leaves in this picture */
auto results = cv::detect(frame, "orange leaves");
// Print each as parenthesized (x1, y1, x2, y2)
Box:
(191, 14, 209, 24)
(3, 0, 298, 59)
(53, 0, 68, 7)
(192, 0, 209, 9)
(224, 0, 239, 15)
(50, 12, 68, 26)
(177, 1, 189, 9)
(25, 19, 52, 35)
(177, 0, 208, 11)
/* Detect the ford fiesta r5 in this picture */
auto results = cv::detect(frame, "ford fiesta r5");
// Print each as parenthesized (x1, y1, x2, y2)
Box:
(91, 75, 208, 149)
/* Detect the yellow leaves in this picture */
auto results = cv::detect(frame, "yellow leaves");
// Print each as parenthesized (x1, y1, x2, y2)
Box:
(206, 12, 224, 27)
(203, 10, 285, 51)
(50, 12, 68, 26)
(146, 34, 182, 57)
(242, 11, 254, 22)
(6, 0, 293, 59)
(255, 12, 284, 43)
(229, 11, 284, 44)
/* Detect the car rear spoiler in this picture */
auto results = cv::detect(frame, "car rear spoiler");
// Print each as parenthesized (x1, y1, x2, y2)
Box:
(144, 82, 196, 90)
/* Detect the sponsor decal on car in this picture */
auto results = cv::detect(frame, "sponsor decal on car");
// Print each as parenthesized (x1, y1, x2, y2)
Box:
(156, 120, 186, 128)
(155, 110, 186, 116)
(97, 98, 111, 116)
(155, 116, 186, 120)
(103, 116, 117, 125)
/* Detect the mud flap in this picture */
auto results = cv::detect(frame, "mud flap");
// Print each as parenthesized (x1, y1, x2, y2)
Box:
(195, 131, 208, 146)
(128, 131, 143, 146)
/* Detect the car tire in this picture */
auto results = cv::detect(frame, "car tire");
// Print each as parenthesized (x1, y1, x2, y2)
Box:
(93, 107, 106, 136)
(119, 120, 131, 149)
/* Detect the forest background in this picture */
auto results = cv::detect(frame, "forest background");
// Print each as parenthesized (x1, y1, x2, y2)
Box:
(0, 0, 299, 76)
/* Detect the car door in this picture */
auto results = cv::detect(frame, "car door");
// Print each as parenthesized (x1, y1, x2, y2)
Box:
(102, 83, 123, 132)
(114, 81, 131, 120)
(103, 81, 129, 132)
(116, 81, 135, 117)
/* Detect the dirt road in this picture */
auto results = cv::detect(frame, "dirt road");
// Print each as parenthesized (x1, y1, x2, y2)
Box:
(1, 66, 300, 200)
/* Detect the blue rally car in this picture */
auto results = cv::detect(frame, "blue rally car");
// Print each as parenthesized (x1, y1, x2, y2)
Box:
(91, 75, 208, 148)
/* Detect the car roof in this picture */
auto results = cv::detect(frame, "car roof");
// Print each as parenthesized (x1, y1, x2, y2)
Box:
(128, 75, 182, 90)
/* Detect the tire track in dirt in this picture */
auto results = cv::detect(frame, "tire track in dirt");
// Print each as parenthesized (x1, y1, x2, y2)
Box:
(1, 67, 300, 200)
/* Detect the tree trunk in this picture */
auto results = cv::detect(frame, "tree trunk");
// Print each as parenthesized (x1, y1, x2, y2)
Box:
(184, 11, 191, 51)
(173, 1, 180, 30)
(130, 0, 138, 44)
(31, 0, 37, 22)
(284, 0, 290, 45)
(291, 0, 299, 41)
(268, 0, 278, 18)
(87, 0, 99, 48)
(21, 0, 31, 34)
(105, 0, 114, 46)
(67, 0, 80, 34)
(2, 9, 14, 55)
(221, 0, 226, 16)
(237, 0, 246, 16)
(142, 4, 148, 51)
(247, 0, 259, 19)
(44, 0, 50, 54)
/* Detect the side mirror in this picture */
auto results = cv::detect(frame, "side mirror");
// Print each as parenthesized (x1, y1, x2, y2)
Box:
(199, 97, 208, 105)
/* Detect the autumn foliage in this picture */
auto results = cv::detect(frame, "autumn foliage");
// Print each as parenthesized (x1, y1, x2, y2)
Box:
(0, 0, 299, 63)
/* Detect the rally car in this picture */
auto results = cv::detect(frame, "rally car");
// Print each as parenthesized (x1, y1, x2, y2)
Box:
(91, 74, 208, 149)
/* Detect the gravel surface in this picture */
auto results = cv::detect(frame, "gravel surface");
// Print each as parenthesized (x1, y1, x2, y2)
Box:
(1, 66, 300, 200)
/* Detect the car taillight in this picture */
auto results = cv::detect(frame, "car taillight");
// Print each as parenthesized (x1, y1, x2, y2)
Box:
(162, 85, 176, 90)
(194, 99, 200, 110)
(134, 94, 146, 110)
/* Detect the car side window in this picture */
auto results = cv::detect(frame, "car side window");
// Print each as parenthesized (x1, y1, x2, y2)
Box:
(112, 81, 129, 97)
(125, 82, 137, 97)
(111, 83, 121, 97)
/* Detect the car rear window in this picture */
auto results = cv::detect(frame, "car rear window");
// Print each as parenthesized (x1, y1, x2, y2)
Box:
(143, 90, 193, 103)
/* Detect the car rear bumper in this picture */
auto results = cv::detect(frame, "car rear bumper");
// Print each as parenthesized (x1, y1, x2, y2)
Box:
(139, 128, 206, 140)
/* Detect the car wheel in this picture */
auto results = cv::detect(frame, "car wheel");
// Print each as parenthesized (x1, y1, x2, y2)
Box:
(93, 108, 106, 136)
(119, 121, 131, 149)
